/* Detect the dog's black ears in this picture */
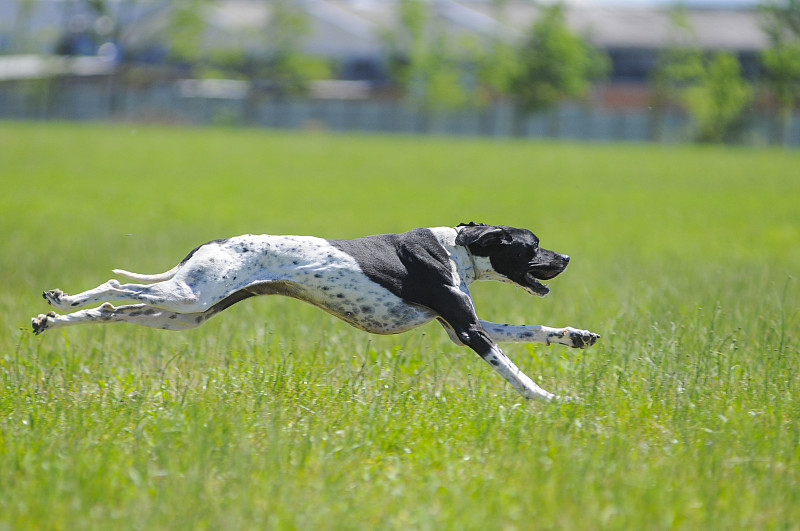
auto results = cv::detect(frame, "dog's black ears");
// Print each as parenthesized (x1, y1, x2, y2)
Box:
(455, 222, 509, 247)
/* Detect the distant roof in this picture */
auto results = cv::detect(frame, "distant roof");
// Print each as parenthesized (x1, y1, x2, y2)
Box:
(329, 0, 769, 51)
(0, 54, 114, 80)
(0, 0, 771, 59)
(570, 0, 757, 6)
(303, 1, 768, 54)
(563, 5, 767, 50)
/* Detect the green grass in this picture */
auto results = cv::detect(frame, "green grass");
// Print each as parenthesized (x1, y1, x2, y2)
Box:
(1, 121, 799, 530)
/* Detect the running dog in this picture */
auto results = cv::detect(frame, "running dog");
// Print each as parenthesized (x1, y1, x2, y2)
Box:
(32, 222, 599, 400)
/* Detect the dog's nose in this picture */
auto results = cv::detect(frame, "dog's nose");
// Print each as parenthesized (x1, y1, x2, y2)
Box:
(561, 254, 570, 264)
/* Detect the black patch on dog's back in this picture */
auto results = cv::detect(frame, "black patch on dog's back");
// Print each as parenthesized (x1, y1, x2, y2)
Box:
(327, 228, 455, 309)
(332, 228, 494, 355)
(179, 238, 231, 265)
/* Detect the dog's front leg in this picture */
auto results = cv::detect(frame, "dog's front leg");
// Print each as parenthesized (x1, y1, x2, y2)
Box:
(479, 320, 600, 349)
(434, 291, 556, 400)
(479, 342, 556, 401)
(442, 319, 555, 401)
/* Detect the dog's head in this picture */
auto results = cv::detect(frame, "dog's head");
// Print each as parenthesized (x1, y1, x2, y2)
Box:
(455, 222, 570, 296)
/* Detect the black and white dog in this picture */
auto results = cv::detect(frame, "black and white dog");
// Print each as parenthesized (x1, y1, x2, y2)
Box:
(32, 223, 599, 400)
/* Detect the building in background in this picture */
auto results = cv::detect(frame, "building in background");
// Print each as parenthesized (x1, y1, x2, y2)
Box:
(0, 0, 795, 145)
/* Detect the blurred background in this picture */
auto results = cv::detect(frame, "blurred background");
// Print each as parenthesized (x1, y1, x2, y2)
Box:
(0, 0, 798, 146)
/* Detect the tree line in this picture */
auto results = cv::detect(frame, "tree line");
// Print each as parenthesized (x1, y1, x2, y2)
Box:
(7, 0, 800, 144)
(382, 0, 800, 144)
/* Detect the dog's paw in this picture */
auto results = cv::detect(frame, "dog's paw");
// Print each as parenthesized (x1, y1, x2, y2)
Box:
(42, 289, 75, 311)
(563, 327, 600, 349)
(32, 311, 58, 335)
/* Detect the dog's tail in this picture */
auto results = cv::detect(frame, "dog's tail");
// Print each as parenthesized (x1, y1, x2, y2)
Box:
(112, 264, 180, 283)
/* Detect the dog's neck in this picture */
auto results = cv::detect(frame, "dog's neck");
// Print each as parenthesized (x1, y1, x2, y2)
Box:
(453, 243, 507, 285)
(467, 253, 509, 283)
(431, 226, 507, 286)
(459, 246, 478, 284)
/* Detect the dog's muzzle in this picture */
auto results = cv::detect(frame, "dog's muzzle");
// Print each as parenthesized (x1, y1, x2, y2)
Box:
(524, 254, 569, 296)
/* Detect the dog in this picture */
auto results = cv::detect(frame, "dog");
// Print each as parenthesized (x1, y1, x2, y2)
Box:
(32, 222, 599, 400)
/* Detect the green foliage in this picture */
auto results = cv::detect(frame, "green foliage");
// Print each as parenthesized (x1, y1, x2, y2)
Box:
(381, 0, 425, 90)
(762, 42, 800, 109)
(167, 0, 208, 63)
(760, 0, 800, 143)
(165, 0, 329, 95)
(258, 0, 331, 96)
(761, 0, 800, 40)
(381, 0, 474, 110)
(1, 123, 799, 530)
(85, 0, 108, 15)
(653, 8, 753, 143)
(468, 39, 521, 105)
(9, 0, 36, 53)
(200, 48, 248, 80)
(511, 3, 609, 113)
(651, 8, 705, 100)
(263, 53, 332, 97)
(682, 53, 754, 143)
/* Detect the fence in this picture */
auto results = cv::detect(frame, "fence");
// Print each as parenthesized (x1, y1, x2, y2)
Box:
(1, 75, 798, 146)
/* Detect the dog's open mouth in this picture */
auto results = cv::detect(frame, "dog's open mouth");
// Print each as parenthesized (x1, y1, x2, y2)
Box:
(524, 271, 552, 296)
(523, 262, 568, 296)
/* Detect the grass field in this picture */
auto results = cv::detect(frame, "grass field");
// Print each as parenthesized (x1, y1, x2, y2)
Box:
(1, 121, 799, 530)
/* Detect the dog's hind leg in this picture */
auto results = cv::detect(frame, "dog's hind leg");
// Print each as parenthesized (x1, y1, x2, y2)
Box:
(32, 303, 219, 334)
(479, 320, 600, 349)
(43, 278, 205, 313)
(34, 286, 258, 334)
